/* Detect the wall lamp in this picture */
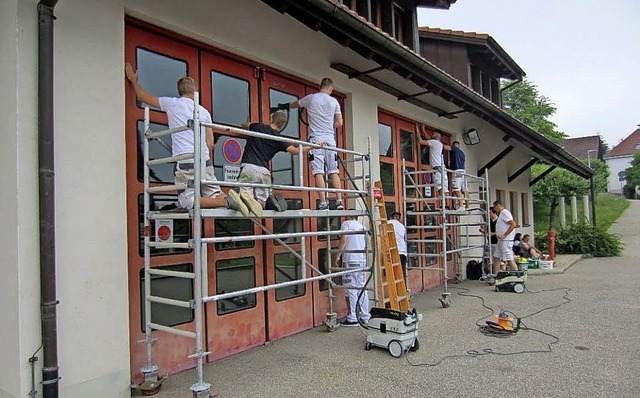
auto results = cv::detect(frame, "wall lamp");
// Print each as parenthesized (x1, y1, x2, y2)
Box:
(462, 128, 480, 145)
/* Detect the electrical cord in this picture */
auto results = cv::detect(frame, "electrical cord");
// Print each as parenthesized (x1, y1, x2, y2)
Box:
(404, 284, 570, 367)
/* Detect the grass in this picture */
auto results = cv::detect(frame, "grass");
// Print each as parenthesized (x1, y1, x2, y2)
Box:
(534, 193, 630, 233)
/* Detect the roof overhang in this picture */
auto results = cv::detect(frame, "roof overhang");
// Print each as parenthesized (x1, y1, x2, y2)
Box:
(260, 0, 593, 179)
(415, 0, 457, 9)
(418, 28, 525, 81)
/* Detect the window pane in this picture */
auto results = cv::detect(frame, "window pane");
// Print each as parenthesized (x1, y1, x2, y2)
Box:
(378, 123, 393, 158)
(380, 163, 395, 195)
(216, 257, 256, 315)
(317, 203, 342, 241)
(136, 48, 187, 109)
(269, 89, 300, 185)
(400, 130, 414, 162)
(425, 242, 437, 266)
(404, 166, 416, 197)
(140, 263, 194, 332)
(269, 89, 299, 139)
(211, 71, 250, 127)
(408, 241, 419, 269)
(406, 202, 417, 228)
(138, 194, 192, 257)
(275, 252, 305, 301)
(420, 144, 430, 166)
(274, 199, 303, 245)
(215, 219, 254, 251)
(318, 247, 341, 291)
(137, 121, 174, 184)
(385, 202, 396, 219)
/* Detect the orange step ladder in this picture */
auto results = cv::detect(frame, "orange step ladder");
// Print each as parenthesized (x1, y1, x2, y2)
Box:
(373, 181, 409, 312)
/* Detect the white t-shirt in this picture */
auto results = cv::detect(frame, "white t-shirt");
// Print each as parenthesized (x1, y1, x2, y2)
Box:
(428, 139, 444, 167)
(340, 219, 366, 264)
(158, 96, 212, 160)
(388, 219, 407, 256)
(298, 92, 341, 138)
(496, 209, 516, 240)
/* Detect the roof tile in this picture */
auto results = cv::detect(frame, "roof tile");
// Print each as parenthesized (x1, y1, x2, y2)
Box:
(605, 128, 640, 158)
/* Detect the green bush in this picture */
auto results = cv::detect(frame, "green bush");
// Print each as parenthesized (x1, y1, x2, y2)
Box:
(554, 223, 624, 257)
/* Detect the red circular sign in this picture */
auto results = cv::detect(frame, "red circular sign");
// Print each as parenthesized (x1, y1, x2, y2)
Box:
(157, 225, 171, 241)
(223, 138, 242, 164)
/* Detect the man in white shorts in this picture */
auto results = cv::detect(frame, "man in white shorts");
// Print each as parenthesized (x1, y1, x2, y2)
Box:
(125, 63, 258, 216)
(493, 200, 518, 271)
(417, 125, 451, 198)
(335, 214, 371, 326)
(286, 78, 344, 210)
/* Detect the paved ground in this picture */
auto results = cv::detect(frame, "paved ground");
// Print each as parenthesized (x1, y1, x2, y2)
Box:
(147, 201, 640, 398)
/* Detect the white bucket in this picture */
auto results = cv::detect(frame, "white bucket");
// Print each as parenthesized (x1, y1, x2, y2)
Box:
(540, 260, 554, 270)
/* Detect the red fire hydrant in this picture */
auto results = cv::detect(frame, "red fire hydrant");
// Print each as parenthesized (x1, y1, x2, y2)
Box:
(547, 228, 556, 261)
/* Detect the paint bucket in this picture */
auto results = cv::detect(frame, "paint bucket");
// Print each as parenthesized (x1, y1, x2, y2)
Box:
(540, 260, 554, 270)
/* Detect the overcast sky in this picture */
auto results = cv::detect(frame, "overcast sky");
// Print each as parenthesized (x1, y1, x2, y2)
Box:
(418, 0, 640, 148)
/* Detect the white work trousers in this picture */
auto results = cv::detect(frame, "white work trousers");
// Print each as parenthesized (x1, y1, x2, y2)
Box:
(342, 262, 370, 322)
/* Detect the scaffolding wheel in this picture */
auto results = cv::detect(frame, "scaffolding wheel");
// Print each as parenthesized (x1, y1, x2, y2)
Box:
(325, 312, 338, 332)
(438, 292, 451, 308)
(388, 340, 404, 358)
(409, 338, 420, 352)
(365, 341, 373, 351)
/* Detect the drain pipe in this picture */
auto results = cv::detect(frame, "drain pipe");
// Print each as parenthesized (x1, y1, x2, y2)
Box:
(38, 1, 60, 397)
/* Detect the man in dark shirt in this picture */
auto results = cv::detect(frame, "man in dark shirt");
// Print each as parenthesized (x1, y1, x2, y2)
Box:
(449, 141, 469, 210)
(239, 112, 312, 212)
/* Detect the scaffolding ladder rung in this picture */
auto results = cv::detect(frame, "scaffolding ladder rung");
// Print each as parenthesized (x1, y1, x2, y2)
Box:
(146, 183, 189, 193)
(147, 268, 195, 279)
(148, 322, 196, 339)
(147, 153, 193, 166)
(146, 124, 190, 139)
(147, 241, 192, 249)
(147, 295, 193, 309)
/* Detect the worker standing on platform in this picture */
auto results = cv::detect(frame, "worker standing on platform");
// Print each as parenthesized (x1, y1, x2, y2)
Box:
(389, 211, 408, 283)
(335, 214, 371, 326)
(417, 125, 451, 199)
(493, 200, 519, 271)
(239, 112, 316, 213)
(282, 78, 344, 210)
(125, 63, 259, 216)
(449, 141, 469, 211)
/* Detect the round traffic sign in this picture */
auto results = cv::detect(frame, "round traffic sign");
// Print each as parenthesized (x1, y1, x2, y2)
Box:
(223, 138, 243, 164)
(157, 225, 171, 241)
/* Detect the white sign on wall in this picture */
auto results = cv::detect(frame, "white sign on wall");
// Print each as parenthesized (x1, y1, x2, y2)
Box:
(224, 165, 241, 182)
(155, 219, 174, 243)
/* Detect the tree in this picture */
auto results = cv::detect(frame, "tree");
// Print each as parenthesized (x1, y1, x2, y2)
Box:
(532, 159, 609, 228)
(598, 133, 611, 156)
(624, 151, 640, 197)
(501, 79, 567, 144)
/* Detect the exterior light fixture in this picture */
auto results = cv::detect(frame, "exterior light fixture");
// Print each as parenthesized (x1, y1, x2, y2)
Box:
(462, 128, 480, 145)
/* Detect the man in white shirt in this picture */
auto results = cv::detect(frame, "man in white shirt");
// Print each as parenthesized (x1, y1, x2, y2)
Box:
(335, 214, 371, 326)
(286, 78, 344, 210)
(493, 200, 518, 271)
(417, 125, 451, 198)
(125, 63, 260, 216)
(388, 212, 408, 283)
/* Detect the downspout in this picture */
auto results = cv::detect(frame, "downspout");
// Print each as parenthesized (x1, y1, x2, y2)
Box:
(38, 1, 60, 397)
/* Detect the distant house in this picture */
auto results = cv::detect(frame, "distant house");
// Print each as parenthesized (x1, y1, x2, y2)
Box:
(604, 128, 640, 193)
(562, 135, 603, 162)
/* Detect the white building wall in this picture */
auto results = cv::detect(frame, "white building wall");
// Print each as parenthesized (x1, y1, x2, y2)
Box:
(606, 156, 632, 193)
(1, 0, 540, 396)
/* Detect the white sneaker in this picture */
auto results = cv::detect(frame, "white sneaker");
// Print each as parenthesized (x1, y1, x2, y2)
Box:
(227, 190, 249, 217)
(240, 191, 264, 218)
(458, 205, 466, 212)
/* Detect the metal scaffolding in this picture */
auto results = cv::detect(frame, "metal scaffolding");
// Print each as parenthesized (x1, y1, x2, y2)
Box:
(402, 161, 491, 307)
(140, 93, 375, 397)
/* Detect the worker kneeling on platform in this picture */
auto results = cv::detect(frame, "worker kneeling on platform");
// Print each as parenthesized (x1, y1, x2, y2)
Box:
(335, 213, 371, 326)
(239, 112, 314, 213)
